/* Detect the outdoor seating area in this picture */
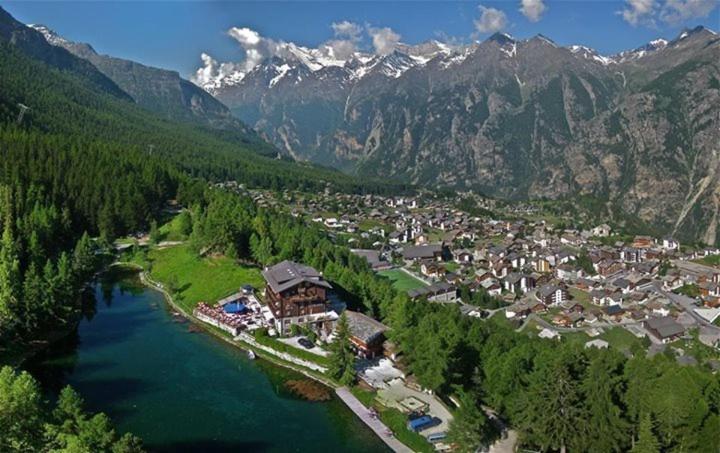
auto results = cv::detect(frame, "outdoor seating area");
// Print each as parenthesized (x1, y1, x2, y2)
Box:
(194, 289, 267, 336)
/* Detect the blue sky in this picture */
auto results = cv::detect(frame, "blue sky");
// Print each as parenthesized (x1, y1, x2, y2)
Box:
(4, 1, 719, 79)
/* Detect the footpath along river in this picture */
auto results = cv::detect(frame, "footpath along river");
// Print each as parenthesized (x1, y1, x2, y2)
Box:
(24, 269, 389, 452)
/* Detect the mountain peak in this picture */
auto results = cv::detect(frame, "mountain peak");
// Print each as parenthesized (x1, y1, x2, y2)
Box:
(675, 25, 716, 41)
(486, 32, 515, 46)
(28, 23, 97, 55)
(531, 34, 557, 47)
(28, 24, 68, 46)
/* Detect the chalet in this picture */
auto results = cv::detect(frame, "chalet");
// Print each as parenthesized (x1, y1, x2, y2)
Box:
(452, 249, 474, 264)
(643, 316, 685, 344)
(604, 304, 624, 319)
(533, 257, 552, 273)
(556, 264, 583, 281)
(402, 244, 445, 263)
(536, 284, 568, 306)
(621, 248, 642, 263)
(506, 302, 531, 319)
(408, 282, 457, 303)
(344, 310, 389, 359)
(591, 224, 612, 237)
(633, 236, 655, 249)
(420, 261, 445, 279)
(612, 277, 635, 294)
(262, 261, 336, 335)
(539, 328, 561, 340)
(480, 279, 503, 296)
(504, 273, 536, 294)
(662, 275, 684, 291)
(351, 249, 391, 271)
(506, 252, 526, 269)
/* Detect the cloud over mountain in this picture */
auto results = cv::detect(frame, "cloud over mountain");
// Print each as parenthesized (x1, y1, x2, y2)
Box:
(520, 0, 547, 22)
(620, 0, 718, 25)
(475, 5, 508, 33)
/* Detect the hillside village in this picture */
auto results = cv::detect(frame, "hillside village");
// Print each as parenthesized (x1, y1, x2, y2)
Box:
(146, 182, 720, 451)
(215, 181, 720, 363)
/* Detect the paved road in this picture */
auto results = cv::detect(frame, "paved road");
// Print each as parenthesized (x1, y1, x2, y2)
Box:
(335, 387, 413, 453)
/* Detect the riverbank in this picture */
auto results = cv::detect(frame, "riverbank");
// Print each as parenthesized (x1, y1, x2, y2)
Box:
(114, 262, 411, 452)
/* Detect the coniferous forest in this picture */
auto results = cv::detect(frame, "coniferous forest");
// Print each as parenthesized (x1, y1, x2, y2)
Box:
(0, 5, 719, 453)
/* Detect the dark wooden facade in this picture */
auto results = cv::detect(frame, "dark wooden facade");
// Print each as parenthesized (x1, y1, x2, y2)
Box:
(266, 281, 328, 320)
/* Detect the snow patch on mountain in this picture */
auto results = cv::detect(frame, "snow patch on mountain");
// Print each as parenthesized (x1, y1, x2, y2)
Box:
(28, 24, 69, 47)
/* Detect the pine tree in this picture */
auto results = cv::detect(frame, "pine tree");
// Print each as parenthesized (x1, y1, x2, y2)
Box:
(73, 232, 97, 283)
(447, 390, 492, 452)
(327, 312, 356, 385)
(631, 414, 660, 453)
(176, 210, 193, 237)
(0, 216, 21, 327)
(521, 353, 587, 453)
(148, 220, 160, 245)
(581, 353, 629, 452)
(21, 263, 44, 332)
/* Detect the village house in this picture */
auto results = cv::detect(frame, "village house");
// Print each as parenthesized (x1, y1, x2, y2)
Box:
(351, 249, 391, 271)
(402, 243, 445, 264)
(536, 284, 568, 306)
(591, 224, 612, 237)
(420, 261, 445, 279)
(556, 263, 583, 281)
(408, 282, 457, 303)
(643, 316, 685, 344)
(503, 272, 536, 294)
(452, 249, 474, 264)
(344, 310, 389, 359)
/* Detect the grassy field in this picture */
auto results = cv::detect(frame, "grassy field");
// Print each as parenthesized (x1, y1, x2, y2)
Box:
(378, 407, 434, 453)
(378, 269, 428, 292)
(568, 287, 594, 310)
(350, 385, 378, 408)
(560, 327, 644, 353)
(158, 212, 189, 242)
(599, 327, 646, 353)
(675, 284, 701, 298)
(147, 244, 264, 312)
(693, 255, 720, 267)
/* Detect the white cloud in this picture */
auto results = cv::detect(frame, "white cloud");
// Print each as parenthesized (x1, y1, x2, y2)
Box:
(368, 26, 401, 55)
(620, 0, 717, 26)
(520, 0, 547, 22)
(620, 0, 657, 25)
(192, 52, 245, 89)
(321, 39, 358, 60)
(475, 5, 508, 33)
(228, 27, 262, 46)
(321, 21, 363, 60)
(660, 0, 718, 24)
(331, 20, 362, 39)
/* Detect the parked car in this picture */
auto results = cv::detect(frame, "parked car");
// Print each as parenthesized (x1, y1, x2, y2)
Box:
(298, 338, 315, 349)
(426, 432, 447, 443)
(407, 415, 441, 433)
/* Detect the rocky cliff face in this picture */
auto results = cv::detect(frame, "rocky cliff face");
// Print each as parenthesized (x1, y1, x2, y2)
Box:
(207, 28, 720, 243)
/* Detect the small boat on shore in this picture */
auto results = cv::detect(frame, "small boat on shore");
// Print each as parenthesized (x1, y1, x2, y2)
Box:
(247, 350, 256, 360)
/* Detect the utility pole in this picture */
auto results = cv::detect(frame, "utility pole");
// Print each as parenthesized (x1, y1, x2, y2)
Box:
(16, 103, 30, 124)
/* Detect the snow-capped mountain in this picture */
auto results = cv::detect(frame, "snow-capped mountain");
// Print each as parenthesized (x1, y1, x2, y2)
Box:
(614, 38, 669, 62)
(202, 29, 696, 94)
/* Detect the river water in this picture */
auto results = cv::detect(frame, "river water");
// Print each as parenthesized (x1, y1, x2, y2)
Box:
(25, 269, 387, 452)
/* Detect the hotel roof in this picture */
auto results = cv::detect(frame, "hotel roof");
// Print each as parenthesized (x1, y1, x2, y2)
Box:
(262, 260, 332, 293)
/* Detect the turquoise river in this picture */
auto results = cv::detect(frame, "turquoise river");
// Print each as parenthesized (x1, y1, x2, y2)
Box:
(25, 269, 388, 452)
